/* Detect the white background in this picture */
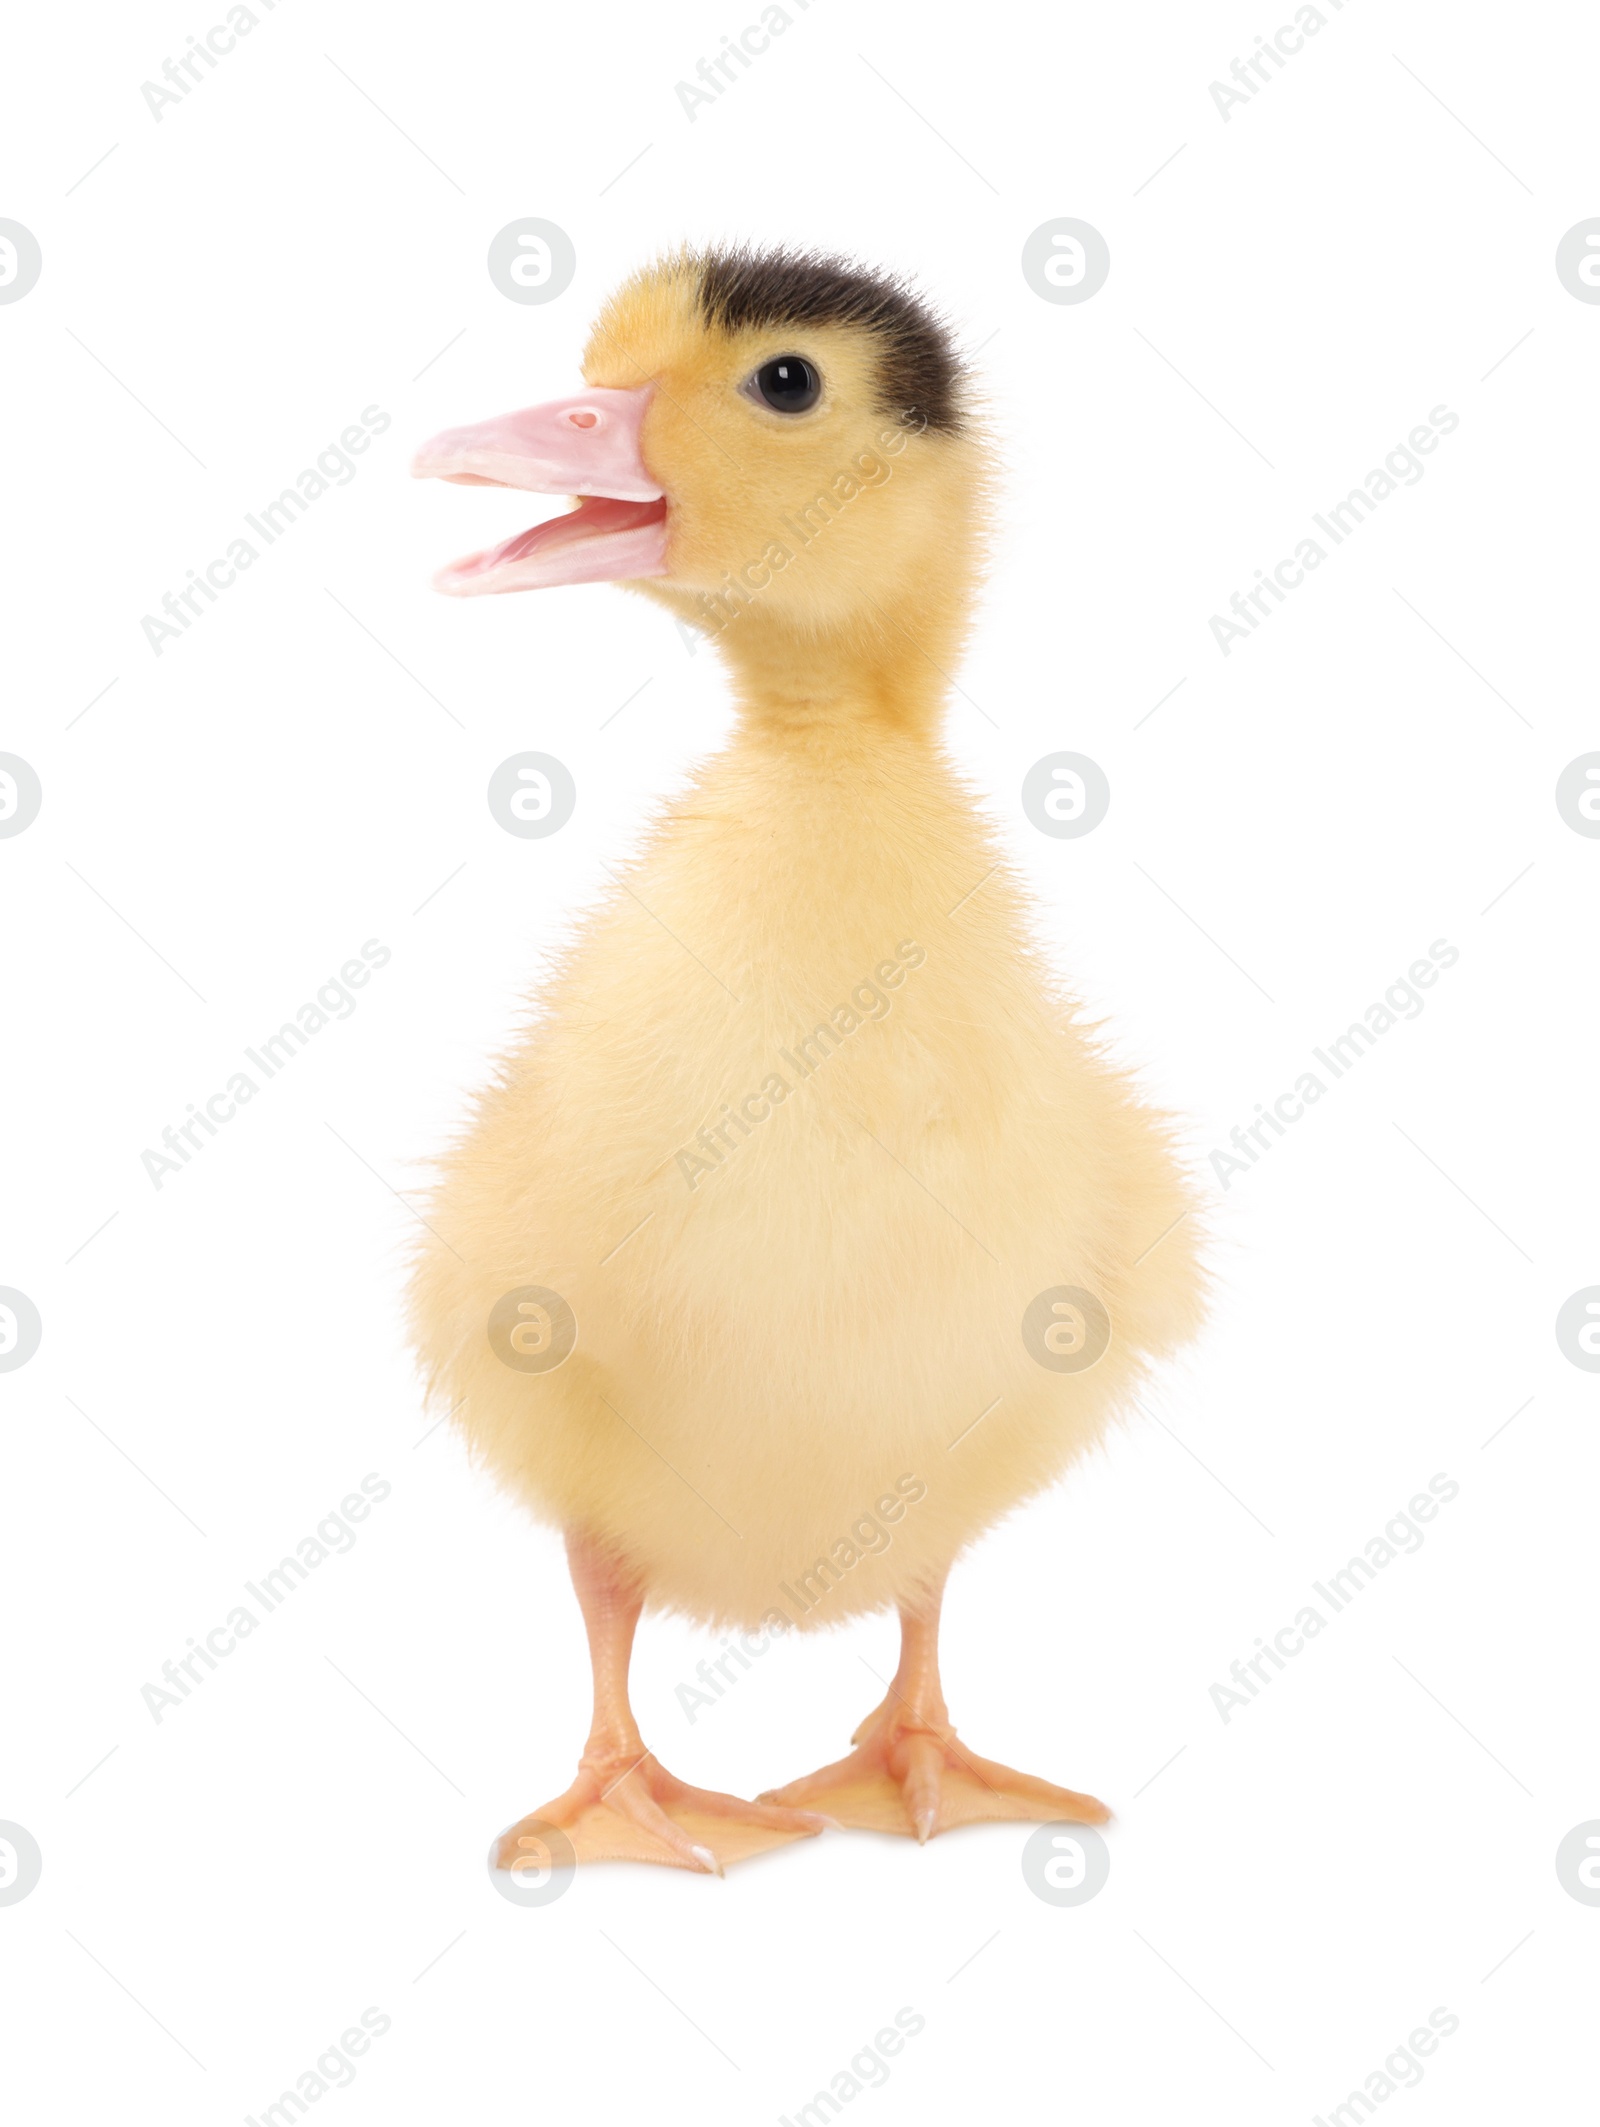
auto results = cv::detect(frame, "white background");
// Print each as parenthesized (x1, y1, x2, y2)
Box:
(3, 1, 1597, 2121)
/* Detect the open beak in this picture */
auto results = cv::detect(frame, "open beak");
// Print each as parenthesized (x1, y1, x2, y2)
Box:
(411, 385, 669, 595)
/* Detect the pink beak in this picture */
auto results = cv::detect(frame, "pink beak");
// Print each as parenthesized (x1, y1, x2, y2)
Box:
(411, 385, 669, 596)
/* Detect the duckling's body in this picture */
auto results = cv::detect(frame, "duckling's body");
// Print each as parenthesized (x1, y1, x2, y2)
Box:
(410, 249, 1203, 1871)
(416, 715, 1197, 1625)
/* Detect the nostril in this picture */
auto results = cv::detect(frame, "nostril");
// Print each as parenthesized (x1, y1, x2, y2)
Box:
(567, 409, 599, 429)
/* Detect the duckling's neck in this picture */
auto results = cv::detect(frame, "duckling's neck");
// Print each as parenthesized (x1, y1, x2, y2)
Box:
(709, 594, 971, 740)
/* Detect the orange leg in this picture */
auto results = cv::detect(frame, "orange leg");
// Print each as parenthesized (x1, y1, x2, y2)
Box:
(761, 1569, 1109, 1840)
(493, 1532, 832, 1876)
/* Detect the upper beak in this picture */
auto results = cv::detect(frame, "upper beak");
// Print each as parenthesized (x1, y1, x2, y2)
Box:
(411, 385, 669, 595)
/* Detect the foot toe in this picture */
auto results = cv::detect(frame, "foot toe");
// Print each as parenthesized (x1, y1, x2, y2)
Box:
(900, 1734, 944, 1844)
(609, 1776, 727, 1873)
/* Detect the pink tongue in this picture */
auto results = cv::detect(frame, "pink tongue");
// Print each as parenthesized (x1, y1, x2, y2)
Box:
(470, 513, 590, 573)
(437, 495, 669, 593)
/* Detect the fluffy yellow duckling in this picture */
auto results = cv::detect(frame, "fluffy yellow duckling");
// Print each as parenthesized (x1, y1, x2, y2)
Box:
(409, 247, 1204, 1874)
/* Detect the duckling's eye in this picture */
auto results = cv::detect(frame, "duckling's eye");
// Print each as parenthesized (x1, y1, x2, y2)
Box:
(749, 355, 821, 414)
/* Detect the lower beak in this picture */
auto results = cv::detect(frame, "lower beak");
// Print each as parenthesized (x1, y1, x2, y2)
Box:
(411, 385, 669, 595)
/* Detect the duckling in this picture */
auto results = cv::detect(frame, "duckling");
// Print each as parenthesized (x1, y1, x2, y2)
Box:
(409, 247, 1204, 1874)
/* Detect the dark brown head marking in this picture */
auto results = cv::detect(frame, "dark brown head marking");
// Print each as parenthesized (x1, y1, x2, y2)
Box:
(696, 246, 966, 435)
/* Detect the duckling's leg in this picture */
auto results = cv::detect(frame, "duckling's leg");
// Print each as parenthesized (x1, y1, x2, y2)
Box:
(493, 1532, 831, 1877)
(760, 1569, 1109, 1840)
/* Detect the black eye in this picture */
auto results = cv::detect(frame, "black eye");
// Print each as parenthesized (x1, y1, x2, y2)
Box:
(751, 355, 820, 414)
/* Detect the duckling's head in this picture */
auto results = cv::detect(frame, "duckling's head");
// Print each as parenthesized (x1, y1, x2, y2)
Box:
(414, 247, 987, 716)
